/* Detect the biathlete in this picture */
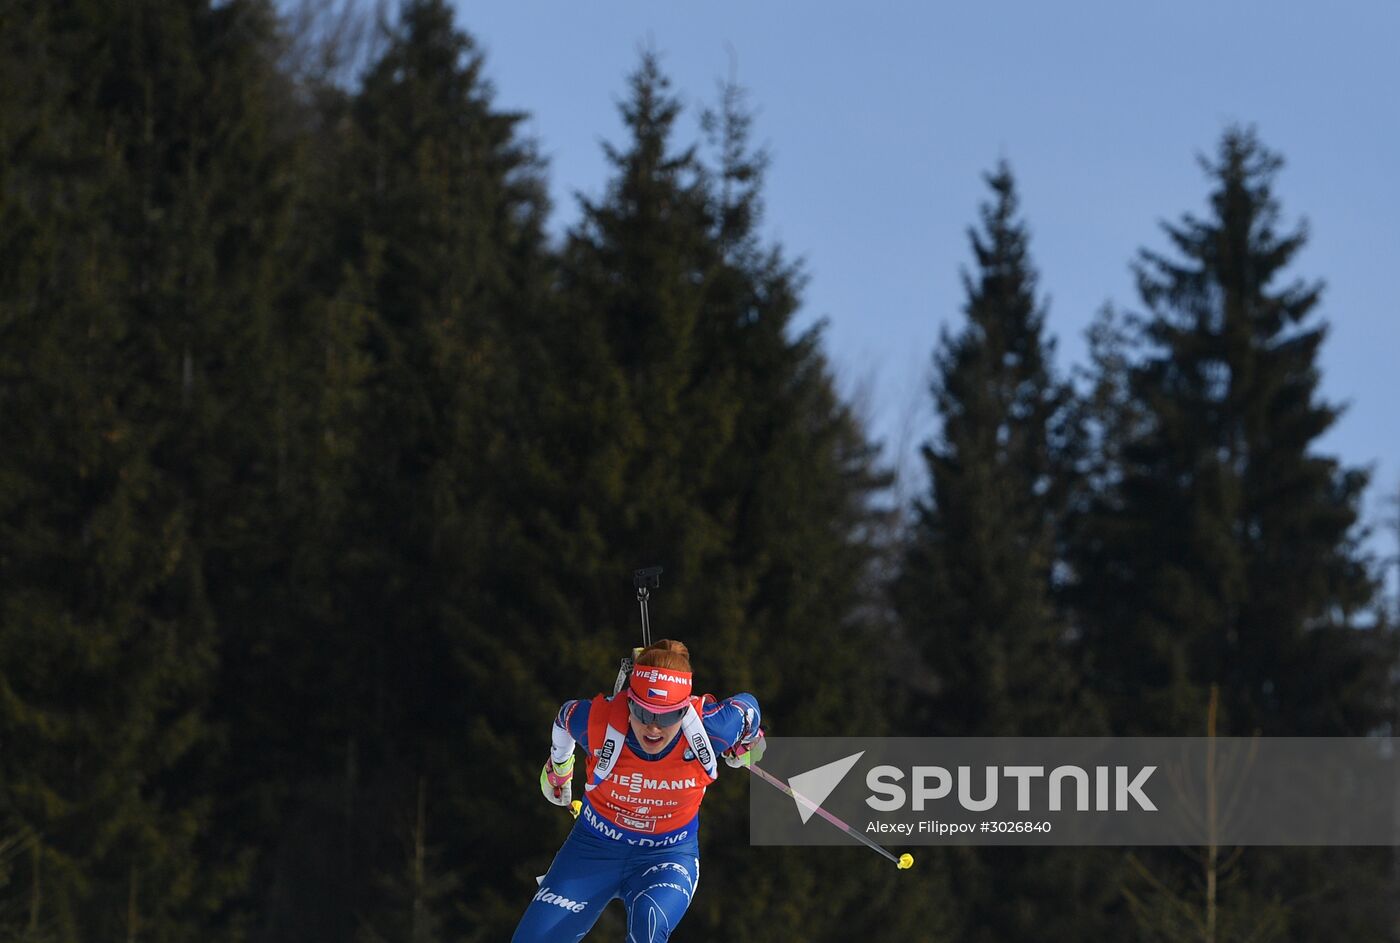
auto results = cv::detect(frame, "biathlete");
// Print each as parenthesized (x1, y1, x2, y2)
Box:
(512, 639, 764, 942)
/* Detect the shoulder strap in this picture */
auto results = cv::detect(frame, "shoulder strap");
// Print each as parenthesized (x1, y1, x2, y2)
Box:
(585, 696, 629, 791)
(680, 695, 719, 782)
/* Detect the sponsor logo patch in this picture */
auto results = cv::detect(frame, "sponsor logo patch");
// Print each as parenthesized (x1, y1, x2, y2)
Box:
(534, 886, 588, 914)
(633, 668, 689, 685)
(690, 731, 713, 768)
(597, 737, 616, 769)
(618, 813, 657, 832)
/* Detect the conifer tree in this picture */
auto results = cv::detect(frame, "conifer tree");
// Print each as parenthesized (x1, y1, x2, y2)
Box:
(463, 57, 952, 941)
(897, 164, 1090, 738)
(256, 2, 552, 938)
(1076, 127, 1397, 939)
(893, 165, 1118, 942)
(1078, 127, 1388, 738)
(193, 15, 380, 942)
(1, 1, 298, 937)
(688, 79, 953, 943)
(470, 54, 733, 938)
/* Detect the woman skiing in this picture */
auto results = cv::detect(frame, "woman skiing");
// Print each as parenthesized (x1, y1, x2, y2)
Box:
(512, 639, 764, 942)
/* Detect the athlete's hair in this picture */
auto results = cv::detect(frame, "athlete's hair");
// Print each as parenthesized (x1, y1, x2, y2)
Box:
(635, 639, 691, 672)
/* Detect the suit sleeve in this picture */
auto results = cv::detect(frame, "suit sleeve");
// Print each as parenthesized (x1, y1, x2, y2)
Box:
(700, 693, 761, 754)
(551, 699, 591, 764)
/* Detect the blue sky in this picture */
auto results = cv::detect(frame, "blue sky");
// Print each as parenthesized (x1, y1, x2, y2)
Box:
(453, 1, 1399, 594)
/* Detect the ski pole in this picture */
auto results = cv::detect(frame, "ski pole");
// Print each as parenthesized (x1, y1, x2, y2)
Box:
(744, 763, 914, 870)
(535, 800, 583, 887)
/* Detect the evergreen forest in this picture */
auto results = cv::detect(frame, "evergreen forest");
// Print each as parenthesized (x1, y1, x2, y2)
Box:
(1, 2, 1396, 940)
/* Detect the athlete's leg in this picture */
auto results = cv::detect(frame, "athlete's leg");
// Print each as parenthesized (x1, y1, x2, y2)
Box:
(511, 834, 621, 943)
(620, 851, 701, 943)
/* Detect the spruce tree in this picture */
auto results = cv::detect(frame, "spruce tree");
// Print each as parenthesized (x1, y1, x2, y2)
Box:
(468, 59, 952, 941)
(193, 11, 379, 940)
(897, 164, 1090, 738)
(688, 80, 954, 943)
(257, 2, 552, 938)
(1, 1, 298, 938)
(894, 165, 1118, 943)
(1076, 127, 1396, 940)
(470, 54, 731, 939)
(1079, 127, 1388, 738)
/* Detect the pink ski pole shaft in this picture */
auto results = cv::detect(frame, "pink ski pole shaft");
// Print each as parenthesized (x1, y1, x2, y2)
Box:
(745, 763, 913, 869)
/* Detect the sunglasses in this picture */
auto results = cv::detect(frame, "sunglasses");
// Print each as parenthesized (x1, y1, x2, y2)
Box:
(628, 699, 687, 728)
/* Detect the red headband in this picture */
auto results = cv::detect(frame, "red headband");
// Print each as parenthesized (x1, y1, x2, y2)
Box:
(628, 665, 693, 711)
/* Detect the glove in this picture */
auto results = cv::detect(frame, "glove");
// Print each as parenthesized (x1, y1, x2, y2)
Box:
(540, 754, 574, 806)
(724, 728, 766, 768)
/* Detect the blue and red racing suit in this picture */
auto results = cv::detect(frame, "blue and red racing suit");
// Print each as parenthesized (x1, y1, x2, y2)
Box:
(512, 690, 761, 943)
